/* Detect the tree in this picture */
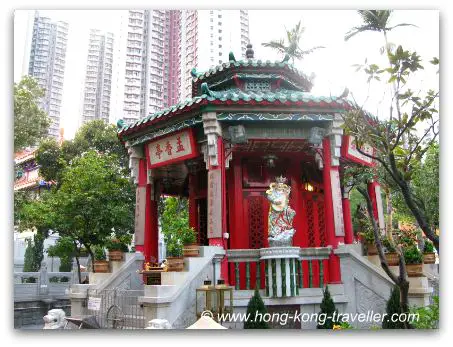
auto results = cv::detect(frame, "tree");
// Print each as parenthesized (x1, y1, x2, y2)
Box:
(14, 76, 50, 152)
(343, 10, 439, 251)
(36, 120, 130, 184)
(244, 289, 269, 329)
(317, 286, 338, 329)
(19, 151, 135, 274)
(344, 48, 439, 251)
(345, 10, 415, 46)
(262, 20, 323, 64)
(382, 286, 405, 329)
(47, 237, 80, 279)
(23, 233, 45, 279)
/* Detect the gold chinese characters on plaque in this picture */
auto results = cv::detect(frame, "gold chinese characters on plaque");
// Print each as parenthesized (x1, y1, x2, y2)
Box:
(147, 129, 198, 169)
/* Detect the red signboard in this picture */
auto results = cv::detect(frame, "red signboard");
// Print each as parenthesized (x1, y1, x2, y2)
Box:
(146, 129, 198, 169)
(341, 135, 376, 167)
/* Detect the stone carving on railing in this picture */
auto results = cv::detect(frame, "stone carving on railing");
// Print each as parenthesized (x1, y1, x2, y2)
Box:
(266, 176, 296, 247)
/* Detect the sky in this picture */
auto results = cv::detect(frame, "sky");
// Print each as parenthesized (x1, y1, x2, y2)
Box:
(14, 9, 439, 140)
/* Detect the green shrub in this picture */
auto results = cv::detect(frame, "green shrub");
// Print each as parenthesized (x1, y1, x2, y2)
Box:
(93, 247, 106, 261)
(244, 289, 270, 329)
(317, 286, 338, 329)
(411, 296, 439, 329)
(382, 286, 405, 329)
(381, 236, 396, 253)
(423, 239, 435, 253)
(403, 245, 423, 264)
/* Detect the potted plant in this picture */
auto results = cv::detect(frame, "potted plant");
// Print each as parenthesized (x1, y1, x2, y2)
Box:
(403, 245, 423, 277)
(161, 197, 191, 271)
(182, 227, 199, 257)
(93, 247, 109, 273)
(106, 235, 130, 261)
(423, 239, 436, 264)
(165, 237, 184, 272)
(382, 236, 399, 266)
(359, 227, 377, 256)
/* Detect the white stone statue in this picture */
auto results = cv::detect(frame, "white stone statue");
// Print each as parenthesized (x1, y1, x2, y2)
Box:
(265, 176, 296, 247)
(43, 309, 66, 329)
(145, 318, 172, 329)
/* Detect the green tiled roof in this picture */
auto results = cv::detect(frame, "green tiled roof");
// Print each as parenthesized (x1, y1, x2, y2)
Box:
(118, 86, 352, 136)
(192, 59, 310, 84)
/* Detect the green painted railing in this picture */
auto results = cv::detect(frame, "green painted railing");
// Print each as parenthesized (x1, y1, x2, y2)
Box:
(226, 247, 331, 293)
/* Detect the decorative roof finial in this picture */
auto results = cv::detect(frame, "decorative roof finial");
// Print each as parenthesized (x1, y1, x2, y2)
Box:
(246, 43, 254, 59)
(228, 51, 236, 62)
(117, 119, 125, 130)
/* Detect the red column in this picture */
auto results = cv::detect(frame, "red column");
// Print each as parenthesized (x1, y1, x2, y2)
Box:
(367, 181, 379, 222)
(208, 137, 228, 283)
(342, 194, 354, 244)
(188, 173, 198, 233)
(138, 158, 159, 263)
(322, 138, 343, 284)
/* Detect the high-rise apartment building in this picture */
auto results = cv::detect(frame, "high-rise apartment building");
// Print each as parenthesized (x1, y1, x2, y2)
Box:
(28, 11, 69, 138)
(81, 29, 114, 124)
(180, 10, 250, 99)
(113, 9, 249, 125)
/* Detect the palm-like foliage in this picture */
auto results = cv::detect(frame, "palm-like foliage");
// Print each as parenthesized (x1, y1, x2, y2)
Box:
(262, 21, 323, 64)
(345, 10, 415, 42)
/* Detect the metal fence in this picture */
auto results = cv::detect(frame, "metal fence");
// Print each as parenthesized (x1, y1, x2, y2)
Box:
(86, 289, 145, 329)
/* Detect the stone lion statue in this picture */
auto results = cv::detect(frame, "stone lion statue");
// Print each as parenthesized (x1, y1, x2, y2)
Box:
(265, 176, 296, 247)
(43, 309, 67, 329)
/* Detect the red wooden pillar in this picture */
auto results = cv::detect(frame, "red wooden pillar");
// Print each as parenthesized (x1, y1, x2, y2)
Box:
(136, 158, 159, 263)
(342, 192, 354, 244)
(188, 173, 198, 232)
(207, 136, 228, 283)
(322, 138, 343, 284)
(367, 180, 385, 231)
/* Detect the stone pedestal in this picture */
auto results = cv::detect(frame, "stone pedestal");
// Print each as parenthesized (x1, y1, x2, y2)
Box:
(110, 260, 124, 274)
(260, 247, 299, 297)
(408, 276, 433, 307)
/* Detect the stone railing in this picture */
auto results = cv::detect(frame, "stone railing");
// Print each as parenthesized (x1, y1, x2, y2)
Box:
(14, 262, 88, 302)
(226, 246, 332, 297)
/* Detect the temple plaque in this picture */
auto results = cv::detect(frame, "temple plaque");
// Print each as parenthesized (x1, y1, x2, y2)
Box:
(147, 129, 198, 169)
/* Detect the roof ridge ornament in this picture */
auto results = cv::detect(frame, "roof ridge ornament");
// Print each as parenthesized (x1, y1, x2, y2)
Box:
(228, 51, 236, 62)
(201, 82, 213, 97)
(191, 68, 199, 78)
(245, 43, 254, 59)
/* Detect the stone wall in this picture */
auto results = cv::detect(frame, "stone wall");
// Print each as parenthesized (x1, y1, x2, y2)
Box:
(14, 299, 71, 329)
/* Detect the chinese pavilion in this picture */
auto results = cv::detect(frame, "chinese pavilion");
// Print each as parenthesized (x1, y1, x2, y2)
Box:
(117, 44, 382, 288)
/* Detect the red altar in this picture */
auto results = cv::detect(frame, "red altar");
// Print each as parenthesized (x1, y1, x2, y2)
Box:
(118, 45, 382, 288)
